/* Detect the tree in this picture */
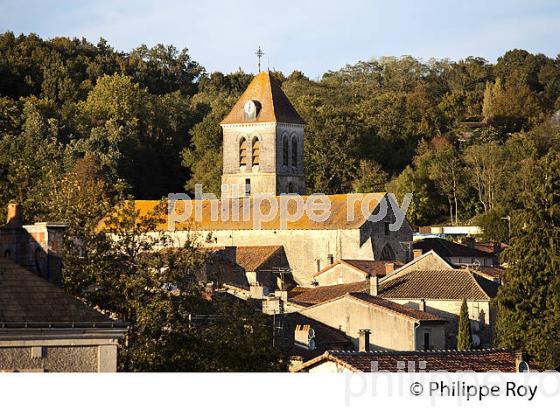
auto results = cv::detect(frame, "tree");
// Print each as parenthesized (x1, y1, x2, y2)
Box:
(457, 299, 473, 350)
(63, 199, 285, 371)
(351, 160, 388, 193)
(496, 150, 560, 369)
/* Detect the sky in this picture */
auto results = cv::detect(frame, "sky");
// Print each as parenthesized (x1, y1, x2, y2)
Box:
(1, 0, 560, 79)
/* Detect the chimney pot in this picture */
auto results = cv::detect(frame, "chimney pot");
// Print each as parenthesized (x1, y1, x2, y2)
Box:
(419, 299, 426, 312)
(384, 262, 395, 274)
(358, 329, 371, 352)
(413, 248, 423, 259)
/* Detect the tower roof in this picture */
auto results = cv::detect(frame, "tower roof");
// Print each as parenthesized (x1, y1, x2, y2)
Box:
(221, 71, 305, 125)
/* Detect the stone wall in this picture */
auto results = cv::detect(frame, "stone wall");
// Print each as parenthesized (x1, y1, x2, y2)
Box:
(299, 297, 446, 351)
(387, 298, 494, 348)
(0, 345, 100, 372)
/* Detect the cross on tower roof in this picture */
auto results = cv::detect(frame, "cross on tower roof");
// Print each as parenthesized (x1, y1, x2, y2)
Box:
(255, 46, 265, 72)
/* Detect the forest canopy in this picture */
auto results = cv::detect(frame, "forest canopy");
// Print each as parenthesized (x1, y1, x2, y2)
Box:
(1, 32, 560, 238)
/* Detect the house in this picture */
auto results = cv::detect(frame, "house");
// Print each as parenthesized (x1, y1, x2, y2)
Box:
(205, 245, 292, 291)
(273, 312, 352, 367)
(0, 203, 66, 285)
(0, 203, 127, 372)
(413, 237, 496, 267)
(313, 259, 402, 286)
(0, 259, 126, 372)
(110, 72, 414, 286)
(296, 287, 447, 352)
(287, 281, 370, 310)
(378, 259, 500, 348)
(294, 349, 533, 373)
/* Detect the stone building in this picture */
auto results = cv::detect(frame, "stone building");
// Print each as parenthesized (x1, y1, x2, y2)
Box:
(220, 71, 306, 197)
(0, 258, 126, 372)
(297, 291, 446, 351)
(313, 259, 402, 286)
(0, 203, 66, 285)
(0, 204, 126, 372)
(116, 71, 413, 286)
(378, 251, 500, 349)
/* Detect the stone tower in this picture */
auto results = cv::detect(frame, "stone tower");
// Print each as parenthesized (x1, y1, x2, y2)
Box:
(220, 71, 305, 198)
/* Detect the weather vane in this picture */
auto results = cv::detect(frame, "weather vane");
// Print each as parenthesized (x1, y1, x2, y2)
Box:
(255, 46, 265, 72)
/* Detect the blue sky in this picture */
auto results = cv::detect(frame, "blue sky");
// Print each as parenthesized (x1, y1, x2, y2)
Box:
(1, 0, 559, 78)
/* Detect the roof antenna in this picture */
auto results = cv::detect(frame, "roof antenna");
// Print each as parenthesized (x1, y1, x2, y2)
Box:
(255, 46, 264, 73)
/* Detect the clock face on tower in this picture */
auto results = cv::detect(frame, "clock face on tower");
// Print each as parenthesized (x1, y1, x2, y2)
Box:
(244, 100, 257, 119)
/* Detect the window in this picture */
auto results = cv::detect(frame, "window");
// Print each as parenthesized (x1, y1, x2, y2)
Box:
(328, 254, 334, 265)
(288, 182, 294, 193)
(291, 136, 298, 167)
(245, 178, 251, 196)
(282, 136, 289, 167)
(316, 259, 321, 272)
(239, 138, 248, 166)
(251, 137, 260, 166)
(423, 332, 431, 351)
(384, 222, 390, 236)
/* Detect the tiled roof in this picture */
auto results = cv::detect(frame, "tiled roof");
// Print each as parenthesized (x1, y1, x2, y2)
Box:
(314, 259, 402, 278)
(0, 259, 120, 326)
(414, 238, 494, 258)
(380, 269, 499, 300)
(297, 349, 527, 372)
(221, 71, 305, 125)
(347, 293, 446, 322)
(474, 266, 505, 282)
(278, 313, 351, 361)
(210, 246, 284, 272)
(288, 281, 368, 307)
(474, 242, 508, 255)
(102, 194, 386, 231)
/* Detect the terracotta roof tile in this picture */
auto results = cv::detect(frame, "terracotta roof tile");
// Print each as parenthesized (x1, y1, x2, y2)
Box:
(298, 349, 528, 372)
(314, 259, 403, 278)
(102, 194, 386, 232)
(0, 259, 119, 326)
(288, 282, 368, 306)
(210, 245, 284, 272)
(380, 269, 499, 300)
(221, 71, 305, 125)
(414, 238, 494, 258)
(347, 293, 446, 322)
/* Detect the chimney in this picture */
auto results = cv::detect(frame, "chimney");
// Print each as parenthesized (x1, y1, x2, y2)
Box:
(6, 202, 23, 226)
(294, 324, 315, 350)
(369, 275, 379, 296)
(384, 262, 395, 274)
(413, 248, 423, 259)
(419, 298, 426, 312)
(358, 329, 371, 352)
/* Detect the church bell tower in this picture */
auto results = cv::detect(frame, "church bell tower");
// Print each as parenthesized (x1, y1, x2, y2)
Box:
(220, 71, 305, 198)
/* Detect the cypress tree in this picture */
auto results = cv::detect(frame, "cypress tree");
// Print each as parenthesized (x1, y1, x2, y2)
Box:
(496, 150, 560, 369)
(457, 299, 473, 350)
